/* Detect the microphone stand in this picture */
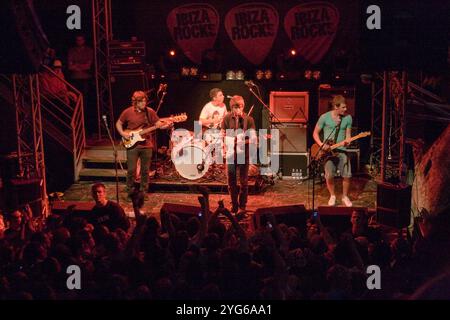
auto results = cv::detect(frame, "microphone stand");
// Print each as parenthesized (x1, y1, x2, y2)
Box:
(246, 84, 284, 178)
(103, 116, 120, 204)
(154, 86, 168, 178)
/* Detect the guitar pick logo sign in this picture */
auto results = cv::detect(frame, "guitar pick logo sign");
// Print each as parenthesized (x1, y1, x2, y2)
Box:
(225, 3, 279, 65)
(167, 3, 219, 64)
(284, 2, 339, 64)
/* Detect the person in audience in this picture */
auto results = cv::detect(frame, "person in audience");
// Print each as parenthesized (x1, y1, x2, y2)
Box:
(89, 183, 130, 232)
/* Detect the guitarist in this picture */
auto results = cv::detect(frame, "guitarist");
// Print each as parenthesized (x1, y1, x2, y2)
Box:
(312, 95, 353, 207)
(116, 91, 171, 198)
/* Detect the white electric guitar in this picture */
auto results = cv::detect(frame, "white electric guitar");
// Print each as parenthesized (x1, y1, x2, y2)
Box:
(122, 113, 187, 149)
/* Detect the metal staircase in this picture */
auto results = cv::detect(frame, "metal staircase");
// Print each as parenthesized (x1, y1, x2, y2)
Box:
(1, 66, 86, 181)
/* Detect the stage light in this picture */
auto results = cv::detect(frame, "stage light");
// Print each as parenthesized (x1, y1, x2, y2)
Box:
(313, 70, 321, 80)
(190, 67, 199, 76)
(226, 70, 236, 80)
(264, 69, 273, 80)
(181, 67, 190, 77)
(255, 70, 264, 80)
(169, 50, 176, 57)
(290, 49, 297, 56)
(235, 70, 245, 80)
(304, 70, 312, 80)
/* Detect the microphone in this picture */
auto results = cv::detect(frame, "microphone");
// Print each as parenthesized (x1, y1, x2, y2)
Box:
(226, 95, 234, 99)
(102, 114, 108, 126)
(244, 80, 256, 88)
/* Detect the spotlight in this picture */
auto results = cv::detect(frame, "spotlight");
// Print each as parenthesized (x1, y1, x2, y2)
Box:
(264, 69, 273, 80)
(181, 67, 190, 77)
(290, 49, 297, 56)
(312, 70, 321, 80)
(190, 67, 199, 76)
(235, 70, 245, 80)
(226, 70, 236, 80)
(169, 50, 176, 57)
(304, 70, 312, 80)
(255, 70, 264, 80)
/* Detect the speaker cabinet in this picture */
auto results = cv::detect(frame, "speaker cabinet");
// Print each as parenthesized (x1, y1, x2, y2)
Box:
(318, 206, 368, 234)
(271, 123, 307, 153)
(376, 183, 412, 228)
(318, 86, 355, 118)
(269, 91, 309, 123)
(110, 72, 148, 121)
(253, 204, 307, 230)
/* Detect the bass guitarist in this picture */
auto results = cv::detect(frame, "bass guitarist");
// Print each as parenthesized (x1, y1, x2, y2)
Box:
(116, 90, 171, 198)
(312, 95, 353, 207)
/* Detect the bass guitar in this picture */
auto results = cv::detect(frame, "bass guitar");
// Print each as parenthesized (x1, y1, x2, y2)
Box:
(122, 113, 187, 149)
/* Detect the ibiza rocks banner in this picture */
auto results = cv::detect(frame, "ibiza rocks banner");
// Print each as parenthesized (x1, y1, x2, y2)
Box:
(225, 3, 279, 65)
(167, 3, 219, 64)
(284, 2, 339, 64)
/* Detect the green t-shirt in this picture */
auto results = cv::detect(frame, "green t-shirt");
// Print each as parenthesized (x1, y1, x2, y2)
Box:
(317, 111, 352, 151)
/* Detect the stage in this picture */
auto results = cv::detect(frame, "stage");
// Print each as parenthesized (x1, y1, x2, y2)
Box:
(53, 175, 378, 226)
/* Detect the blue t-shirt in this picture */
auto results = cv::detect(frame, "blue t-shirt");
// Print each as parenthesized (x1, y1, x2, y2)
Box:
(317, 111, 352, 151)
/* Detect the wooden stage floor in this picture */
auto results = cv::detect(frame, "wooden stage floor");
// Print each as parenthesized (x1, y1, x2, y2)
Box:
(56, 176, 378, 220)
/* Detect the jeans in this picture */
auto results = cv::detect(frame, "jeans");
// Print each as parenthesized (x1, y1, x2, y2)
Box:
(126, 147, 153, 192)
(227, 163, 249, 210)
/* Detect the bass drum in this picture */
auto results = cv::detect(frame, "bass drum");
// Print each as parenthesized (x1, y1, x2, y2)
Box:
(172, 142, 209, 180)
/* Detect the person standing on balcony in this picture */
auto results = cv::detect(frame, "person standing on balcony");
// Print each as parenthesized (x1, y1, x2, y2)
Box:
(67, 34, 94, 134)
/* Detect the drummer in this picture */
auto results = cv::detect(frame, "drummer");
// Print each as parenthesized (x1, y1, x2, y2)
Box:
(199, 88, 227, 143)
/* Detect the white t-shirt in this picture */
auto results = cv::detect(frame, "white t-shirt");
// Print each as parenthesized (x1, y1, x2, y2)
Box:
(199, 102, 227, 129)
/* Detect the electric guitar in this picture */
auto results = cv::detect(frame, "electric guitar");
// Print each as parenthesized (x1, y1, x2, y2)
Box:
(310, 131, 371, 161)
(122, 113, 187, 149)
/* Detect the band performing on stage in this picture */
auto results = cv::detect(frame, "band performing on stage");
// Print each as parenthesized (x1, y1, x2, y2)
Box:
(112, 88, 363, 212)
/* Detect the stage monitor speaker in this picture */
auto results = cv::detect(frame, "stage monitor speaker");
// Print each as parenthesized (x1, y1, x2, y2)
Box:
(376, 183, 412, 228)
(272, 123, 307, 153)
(318, 86, 355, 118)
(253, 204, 307, 230)
(0, 0, 49, 74)
(160, 203, 207, 222)
(110, 72, 147, 121)
(318, 206, 367, 234)
(269, 91, 309, 123)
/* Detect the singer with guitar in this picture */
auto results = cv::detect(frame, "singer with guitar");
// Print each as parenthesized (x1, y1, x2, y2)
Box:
(116, 91, 172, 198)
(221, 95, 257, 215)
(312, 95, 353, 207)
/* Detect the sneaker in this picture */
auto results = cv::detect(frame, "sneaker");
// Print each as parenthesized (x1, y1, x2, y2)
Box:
(328, 195, 336, 206)
(342, 196, 353, 207)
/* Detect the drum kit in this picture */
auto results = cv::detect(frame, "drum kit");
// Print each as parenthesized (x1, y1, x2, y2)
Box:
(170, 130, 223, 181)
(168, 129, 260, 181)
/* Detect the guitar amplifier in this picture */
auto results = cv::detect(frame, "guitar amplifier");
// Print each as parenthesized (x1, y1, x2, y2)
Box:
(269, 91, 309, 123)
(271, 123, 307, 153)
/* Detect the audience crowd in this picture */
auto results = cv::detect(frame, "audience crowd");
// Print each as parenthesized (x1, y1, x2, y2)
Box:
(1, 182, 449, 300)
